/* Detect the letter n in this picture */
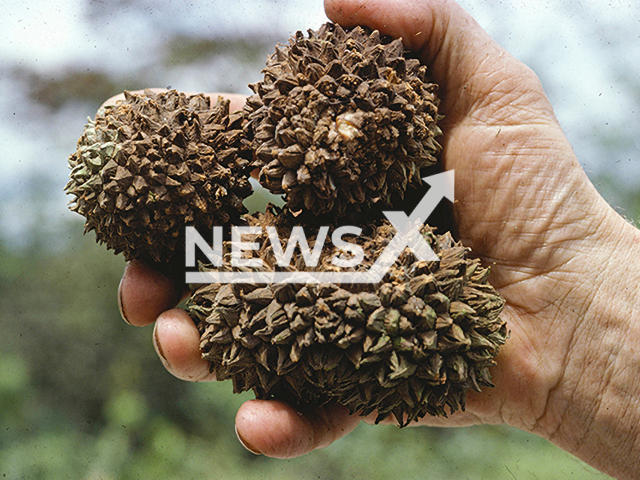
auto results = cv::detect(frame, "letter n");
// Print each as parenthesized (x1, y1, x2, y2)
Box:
(185, 226, 223, 267)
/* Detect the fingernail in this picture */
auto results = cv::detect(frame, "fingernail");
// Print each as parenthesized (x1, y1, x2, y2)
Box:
(117, 276, 131, 325)
(235, 424, 262, 455)
(153, 325, 170, 370)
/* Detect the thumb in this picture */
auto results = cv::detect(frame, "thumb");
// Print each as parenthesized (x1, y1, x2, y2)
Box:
(235, 400, 360, 458)
(324, 0, 554, 125)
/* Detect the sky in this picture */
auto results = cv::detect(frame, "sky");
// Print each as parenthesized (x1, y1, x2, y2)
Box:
(1, 0, 640, 242)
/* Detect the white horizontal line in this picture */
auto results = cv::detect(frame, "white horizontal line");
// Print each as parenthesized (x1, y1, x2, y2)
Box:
(185, 270, 383, 284)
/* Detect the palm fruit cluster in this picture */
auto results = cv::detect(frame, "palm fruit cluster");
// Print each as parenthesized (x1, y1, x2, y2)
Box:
(65, 22, 507, 426)
(65, 89, 253, 263)
(243, 22, 442, 218)
(190, 214, 507, 426)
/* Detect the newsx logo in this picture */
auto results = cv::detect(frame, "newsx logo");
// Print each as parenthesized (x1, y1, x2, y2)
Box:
(185, 171, 454, 285)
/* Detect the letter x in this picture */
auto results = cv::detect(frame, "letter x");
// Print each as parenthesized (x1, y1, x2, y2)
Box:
(368, 171, 455, 281)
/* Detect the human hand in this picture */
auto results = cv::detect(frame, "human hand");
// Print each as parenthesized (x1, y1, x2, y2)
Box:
(117, 2, 640, 477)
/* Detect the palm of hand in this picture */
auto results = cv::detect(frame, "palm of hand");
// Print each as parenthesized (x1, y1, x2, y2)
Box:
(119, 0, 632, 459)
(434, 53, 615, 432)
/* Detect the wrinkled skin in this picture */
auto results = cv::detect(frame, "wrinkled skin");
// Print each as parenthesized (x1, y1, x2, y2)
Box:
(115, 1, 640, 478)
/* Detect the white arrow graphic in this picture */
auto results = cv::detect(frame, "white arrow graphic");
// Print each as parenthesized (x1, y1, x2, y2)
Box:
(385, 170, 455, 227)
(186, 170, 455, 284)
(365, 170, 455, 282)
(381, 170, 455, 261)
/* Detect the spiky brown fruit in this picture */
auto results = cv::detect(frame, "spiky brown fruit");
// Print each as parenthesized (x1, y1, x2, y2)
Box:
(190, 213, 507, 426)
(244, 22, 442, 218)
(63, 23, 508, 428)
(65, 89, 253, 263)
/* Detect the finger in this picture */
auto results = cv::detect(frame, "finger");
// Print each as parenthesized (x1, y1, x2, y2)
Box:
(235, 400, 360, 458)
(101, 89, 247, 112)
(219, 92, 247, 113)
(118, 260, 183, 327)
(324, 0, 550, 121)
(153, 308, 215, 382)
